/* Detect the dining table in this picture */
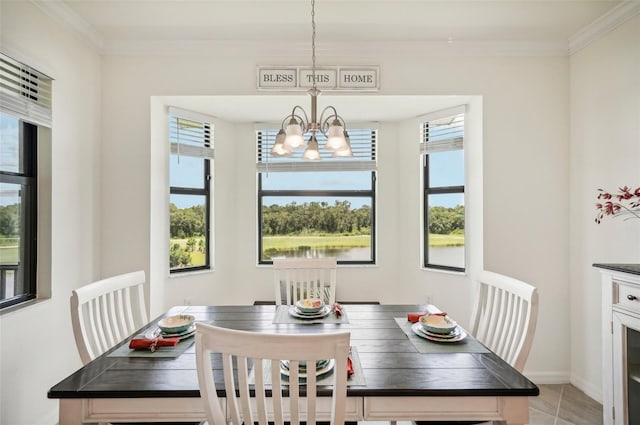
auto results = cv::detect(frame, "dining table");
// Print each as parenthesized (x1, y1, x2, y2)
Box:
(48, 303, 539, 424)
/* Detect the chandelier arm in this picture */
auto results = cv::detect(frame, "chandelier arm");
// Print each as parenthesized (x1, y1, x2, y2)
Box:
(318, 106, 346, 135)
(290, 106, 310, 133)
(280, 116, 291, 129)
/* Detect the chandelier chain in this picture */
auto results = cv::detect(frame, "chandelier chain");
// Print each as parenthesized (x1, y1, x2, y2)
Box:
(311, 0, 316, 89)
(271, 0, 352, 159)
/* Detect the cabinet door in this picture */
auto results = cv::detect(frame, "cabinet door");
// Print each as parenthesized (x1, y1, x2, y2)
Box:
(613, 311, 640, 425)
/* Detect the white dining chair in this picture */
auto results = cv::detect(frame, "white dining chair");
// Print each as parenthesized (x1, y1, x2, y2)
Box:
(470, 270, 539, 373)
(71, 271, 204, 425)
(71, 270, 148, 365)
(273, 257, 337, 306)
(413, 271, 538, 425)
(195, 322, 350, 425)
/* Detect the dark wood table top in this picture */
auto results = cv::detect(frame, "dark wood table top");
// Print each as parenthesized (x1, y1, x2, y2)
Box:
(48, 304, 539, 400)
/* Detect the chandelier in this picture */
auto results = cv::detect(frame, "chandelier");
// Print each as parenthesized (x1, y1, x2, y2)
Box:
(271, 0, 352, 160)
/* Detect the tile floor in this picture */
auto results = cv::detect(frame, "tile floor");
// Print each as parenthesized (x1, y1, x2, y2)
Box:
(360, 383, 603, 425)
(529, 383, 603, 425)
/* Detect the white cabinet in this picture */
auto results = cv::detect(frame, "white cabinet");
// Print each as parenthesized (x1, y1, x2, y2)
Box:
(597, 264, 640, 425)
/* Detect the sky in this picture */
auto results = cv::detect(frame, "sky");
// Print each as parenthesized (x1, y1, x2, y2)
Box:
(0, 114, 20, 207)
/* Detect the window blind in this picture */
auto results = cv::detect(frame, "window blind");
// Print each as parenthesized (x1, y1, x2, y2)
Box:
(420, 111, 465, 154)
(0, 53, 53, 127)
(256, 128, 377, 172)
(168, 107, 214, 160)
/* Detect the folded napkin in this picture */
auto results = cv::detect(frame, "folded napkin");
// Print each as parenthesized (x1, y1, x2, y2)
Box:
(347, 355, 354, 377)
(407, 311, 447, 323)
(333, 303, 343, 318)
(129, 337, 180, 351)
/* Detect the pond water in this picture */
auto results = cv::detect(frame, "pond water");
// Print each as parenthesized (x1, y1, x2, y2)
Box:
(265, 246, 371, 261)
(266, 246, 464, 267)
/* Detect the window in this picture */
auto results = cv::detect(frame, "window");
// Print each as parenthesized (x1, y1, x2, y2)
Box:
(168, 108, 214, 273)
(257, 128, 377, 264)
(422, 111, 465, 271)
(0, 53, 51, 310)
(0, 114, 37, 308)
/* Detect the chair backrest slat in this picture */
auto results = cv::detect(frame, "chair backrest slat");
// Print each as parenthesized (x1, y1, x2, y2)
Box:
(273, 258, 337, 306)
(196, 323, 350, 425)
(469, 270, 538, 372)
(71, 270, 148, 365)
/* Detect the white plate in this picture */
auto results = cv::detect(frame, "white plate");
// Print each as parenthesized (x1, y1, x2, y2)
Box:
(411, 323, 467, 342)
(146, 323, 196, 339)
(280, 359, 335, 380)
(280, 359, 331, 372)
(420, 327, 462, 339)
(288, 305, 331, 319)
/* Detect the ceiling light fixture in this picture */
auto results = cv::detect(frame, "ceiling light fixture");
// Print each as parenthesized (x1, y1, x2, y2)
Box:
(271, 0, 352, 160)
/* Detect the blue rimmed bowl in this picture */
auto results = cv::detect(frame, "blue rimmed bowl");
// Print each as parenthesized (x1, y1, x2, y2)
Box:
(157, 314, 195, 334)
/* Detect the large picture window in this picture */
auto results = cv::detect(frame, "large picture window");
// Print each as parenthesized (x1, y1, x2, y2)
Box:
(0, 114, 37, 309)
(168, 108, 214, 273)
(257, 128, 377, 264)
(0, 53, 51, 310)
(422, 112, 465, 271)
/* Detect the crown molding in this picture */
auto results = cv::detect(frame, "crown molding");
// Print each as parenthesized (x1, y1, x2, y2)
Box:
(100, 39, 570, 58)
(569, 1, 640, 55)
(30, 0, 636, 58)
(30, 0, 104, 51)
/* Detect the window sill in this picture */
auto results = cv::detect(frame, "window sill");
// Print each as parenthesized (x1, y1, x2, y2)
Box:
(421, 266, 467, 277)
(256, 263, 378, 268)
(169, 268, 214, 279)
(0, 296, 51, 317)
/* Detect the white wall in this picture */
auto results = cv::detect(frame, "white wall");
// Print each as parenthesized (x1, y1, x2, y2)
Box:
(3, 4, 637, 425)
(100, 49, 571, 385)
(0, 2, 102, 425)
(569, 14, 640, 402)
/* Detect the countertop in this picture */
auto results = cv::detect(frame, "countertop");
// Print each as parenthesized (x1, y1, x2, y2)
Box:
(593, 263, 640, 276)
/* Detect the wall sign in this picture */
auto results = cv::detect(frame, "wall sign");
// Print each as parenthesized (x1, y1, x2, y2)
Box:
(257, 66, 379, 91)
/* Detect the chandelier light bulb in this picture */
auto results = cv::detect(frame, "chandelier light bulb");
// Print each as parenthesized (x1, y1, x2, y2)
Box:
(302, 135, 321, 160)
(284, 119, 305, 150)
(271, 129, 293, 156)
(332, 131, 353, 157)
(325, 118, 346, 151)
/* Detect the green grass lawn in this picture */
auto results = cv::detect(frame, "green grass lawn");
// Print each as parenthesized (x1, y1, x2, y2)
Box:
(429, 233, 465, 247)
(263, 234, 371, 250)
(170, 232, 463, 266)
(0, 238, 19, 264)
(170, 237, 206, 266)
(263, 233, 464, 250)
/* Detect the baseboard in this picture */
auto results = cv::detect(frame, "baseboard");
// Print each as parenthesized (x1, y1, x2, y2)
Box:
(570, 375, 603, 404)
(521, 370, 570, 384)
(520, 370, 603, 404)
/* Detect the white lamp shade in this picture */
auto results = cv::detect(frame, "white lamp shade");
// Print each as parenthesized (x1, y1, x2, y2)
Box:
(332, 132, 353, 157)
(271, 140, 292, 156)
(324, 119, 346, 151)
(284, 121, 305, 149)
(271, 129, 292, 156)
(302, 136, 321, 160)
